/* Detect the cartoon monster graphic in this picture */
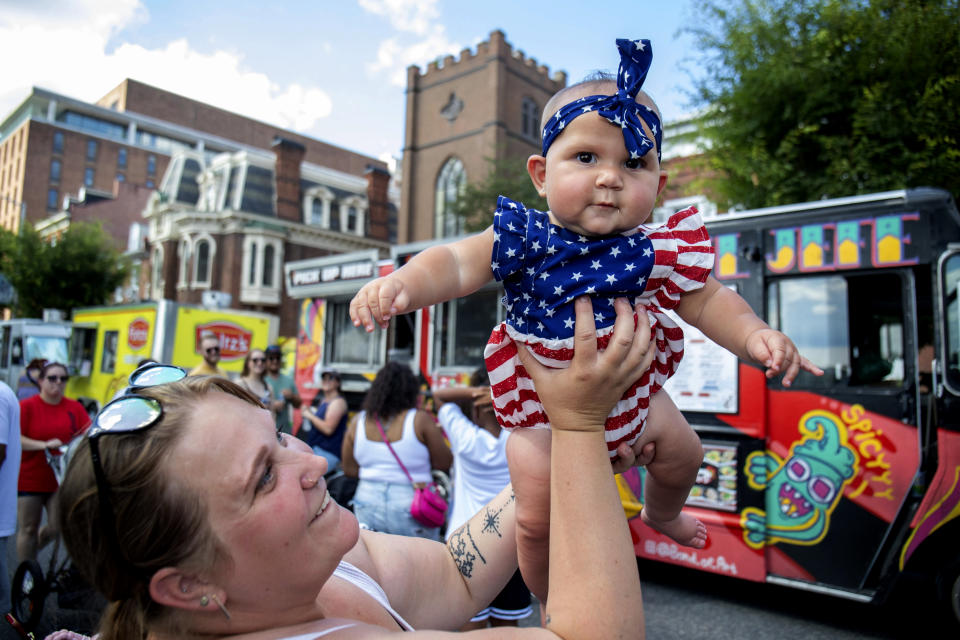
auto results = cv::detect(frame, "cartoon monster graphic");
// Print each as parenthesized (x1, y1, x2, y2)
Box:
(741, 410, 859, 549)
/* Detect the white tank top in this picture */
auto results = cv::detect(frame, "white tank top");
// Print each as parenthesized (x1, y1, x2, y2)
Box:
(276, 560, 414, 638)
(353, 409, 433, 484)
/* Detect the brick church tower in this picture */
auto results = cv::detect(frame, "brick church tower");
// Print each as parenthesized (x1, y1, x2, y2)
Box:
(399, 30, 566, 243)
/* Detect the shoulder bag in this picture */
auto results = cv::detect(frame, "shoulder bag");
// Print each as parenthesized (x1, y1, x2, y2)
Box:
(373, 416, 448, 528)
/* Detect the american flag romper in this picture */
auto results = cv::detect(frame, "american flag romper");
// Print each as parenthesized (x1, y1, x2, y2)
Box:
(484, 196, 715, 457)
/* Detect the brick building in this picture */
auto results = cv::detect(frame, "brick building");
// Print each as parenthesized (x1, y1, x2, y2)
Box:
(399, 30, 566, 243)
(0, 80, 396, 335)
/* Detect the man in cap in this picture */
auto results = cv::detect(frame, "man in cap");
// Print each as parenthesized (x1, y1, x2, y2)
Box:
(264, 344, 302, 434)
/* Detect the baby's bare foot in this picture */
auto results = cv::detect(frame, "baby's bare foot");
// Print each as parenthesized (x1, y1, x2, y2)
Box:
(641, 510, 707, 548)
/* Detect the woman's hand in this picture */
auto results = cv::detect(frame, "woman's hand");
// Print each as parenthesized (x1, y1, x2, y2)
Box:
(516, 296, 653, 432)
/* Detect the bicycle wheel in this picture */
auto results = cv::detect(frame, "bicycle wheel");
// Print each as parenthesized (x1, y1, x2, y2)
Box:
(11, 559, 47, 632)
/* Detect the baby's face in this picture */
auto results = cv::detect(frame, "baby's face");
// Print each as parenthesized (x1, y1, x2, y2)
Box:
(540, 109, 665, 237)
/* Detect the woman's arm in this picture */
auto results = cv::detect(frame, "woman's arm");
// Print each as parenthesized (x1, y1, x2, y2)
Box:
(20, 435, 63, 451)
(302, 396, 348, 436)
(340, 416, 360, 477)
(523, 297, 650, 639)
(414, 409, 452, 473)
(356, 297, 652, 638)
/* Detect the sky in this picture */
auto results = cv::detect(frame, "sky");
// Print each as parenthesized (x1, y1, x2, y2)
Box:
(0, 0, 705, 167)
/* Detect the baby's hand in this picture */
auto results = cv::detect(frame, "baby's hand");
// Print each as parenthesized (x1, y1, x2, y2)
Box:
(349, 276, 409, 332)
(745, 328, 824, 387)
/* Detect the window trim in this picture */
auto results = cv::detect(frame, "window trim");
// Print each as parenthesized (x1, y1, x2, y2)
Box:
(240, 233, 283, 305)
(191, 233, 217, 288)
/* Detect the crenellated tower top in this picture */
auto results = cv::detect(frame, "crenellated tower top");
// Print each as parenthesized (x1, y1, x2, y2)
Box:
(406, 29, 567, 87)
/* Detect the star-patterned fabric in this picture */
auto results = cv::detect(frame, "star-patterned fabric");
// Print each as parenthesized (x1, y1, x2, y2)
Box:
(483, 196, 714, 456)
(541, 38, 663, 162)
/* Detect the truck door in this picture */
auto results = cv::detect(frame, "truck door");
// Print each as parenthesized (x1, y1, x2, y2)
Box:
(763, 267, 922, 591)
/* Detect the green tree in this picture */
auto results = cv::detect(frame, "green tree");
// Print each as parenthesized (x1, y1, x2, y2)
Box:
(685, 0, 960, 209)
(453, 154, 547, 232)
(0, 222, 130, 318)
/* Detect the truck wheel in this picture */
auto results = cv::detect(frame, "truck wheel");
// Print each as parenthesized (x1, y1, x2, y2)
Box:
(936, 557, 960, 628)
(11, 559, 47, 631)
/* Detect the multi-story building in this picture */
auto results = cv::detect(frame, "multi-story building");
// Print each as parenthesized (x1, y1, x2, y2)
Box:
(0, 80, 395, 335)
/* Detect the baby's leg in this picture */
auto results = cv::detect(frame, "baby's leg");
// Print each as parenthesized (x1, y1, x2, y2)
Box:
(505, 428, 552, 603)
(637, 390, 707, 548)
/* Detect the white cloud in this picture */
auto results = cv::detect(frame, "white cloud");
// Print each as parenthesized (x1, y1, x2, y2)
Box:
(357, 0, 440, 35)
(367, 26, 462, 86)
(0, 0, 332, 133)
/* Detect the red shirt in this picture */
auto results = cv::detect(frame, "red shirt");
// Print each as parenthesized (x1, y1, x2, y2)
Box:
(18, 395, 90, 493)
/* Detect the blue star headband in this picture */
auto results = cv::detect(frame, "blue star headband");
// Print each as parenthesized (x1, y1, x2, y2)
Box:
(541, 38, 662, 163)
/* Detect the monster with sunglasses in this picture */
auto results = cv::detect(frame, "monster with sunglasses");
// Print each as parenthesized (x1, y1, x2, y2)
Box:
(16, 362, 90, 564)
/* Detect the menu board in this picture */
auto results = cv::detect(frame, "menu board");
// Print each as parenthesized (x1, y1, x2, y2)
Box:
(686, 442, 739, 512)
(661, 308, 739, 414)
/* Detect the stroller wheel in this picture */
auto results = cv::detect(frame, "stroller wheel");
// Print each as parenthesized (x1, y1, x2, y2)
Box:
(11, 559, 47, 632)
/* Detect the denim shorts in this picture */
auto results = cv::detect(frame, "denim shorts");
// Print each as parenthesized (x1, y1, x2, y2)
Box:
(353, 479, 441, 540)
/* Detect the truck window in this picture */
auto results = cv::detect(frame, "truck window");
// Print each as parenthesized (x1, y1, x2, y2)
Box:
(24, 336, 69, 367)
(433, 288, 503, 369)
(101, 330, 119, 374)
(325, 300, 381, 367)
(767, 273, 904, 389)
(71, 326, 97, 376)
(942, 253, 960, 391)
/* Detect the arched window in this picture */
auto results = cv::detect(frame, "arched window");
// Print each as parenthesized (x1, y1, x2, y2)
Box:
(434, 157, 466, 239)
(192, 235, 215, 287)
(522, 97, 540, 140)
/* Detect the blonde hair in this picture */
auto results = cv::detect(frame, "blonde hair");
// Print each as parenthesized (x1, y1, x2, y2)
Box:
(59, 376, 262, 640)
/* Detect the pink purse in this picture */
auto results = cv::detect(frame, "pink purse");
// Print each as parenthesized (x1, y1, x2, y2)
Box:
(374, 417, 448, 528)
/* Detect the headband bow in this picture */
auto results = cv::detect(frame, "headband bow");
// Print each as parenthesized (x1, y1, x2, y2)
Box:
(541, 38, 662, 162)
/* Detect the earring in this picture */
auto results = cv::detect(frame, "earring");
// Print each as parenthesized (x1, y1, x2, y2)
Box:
(210, 593, 232, 620)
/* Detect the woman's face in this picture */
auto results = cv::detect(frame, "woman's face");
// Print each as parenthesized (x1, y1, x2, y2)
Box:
(39, 365, 68, 402)
(247, 350, 267, 376)
(167, 393, 358, 607)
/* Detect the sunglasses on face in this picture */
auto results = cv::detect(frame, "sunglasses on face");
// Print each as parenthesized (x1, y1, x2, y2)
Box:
(250, 357, 266, 364)
(45, 375, 69, 383)
(87, 363, 188, 554)
(205, 346, 221, 354)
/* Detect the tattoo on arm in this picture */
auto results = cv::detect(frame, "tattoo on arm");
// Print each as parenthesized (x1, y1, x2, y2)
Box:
(447, 492, 515, 578)
(448, 523, 486, 578)
(480, 503, 505, 538)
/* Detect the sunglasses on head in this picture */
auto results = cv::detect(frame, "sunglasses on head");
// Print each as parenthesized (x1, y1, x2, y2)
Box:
(45, 374, 69, 383)
(87, 363, 188, 555)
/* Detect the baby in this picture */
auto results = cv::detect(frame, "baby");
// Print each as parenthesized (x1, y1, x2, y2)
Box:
(351, 38, 822, 601)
